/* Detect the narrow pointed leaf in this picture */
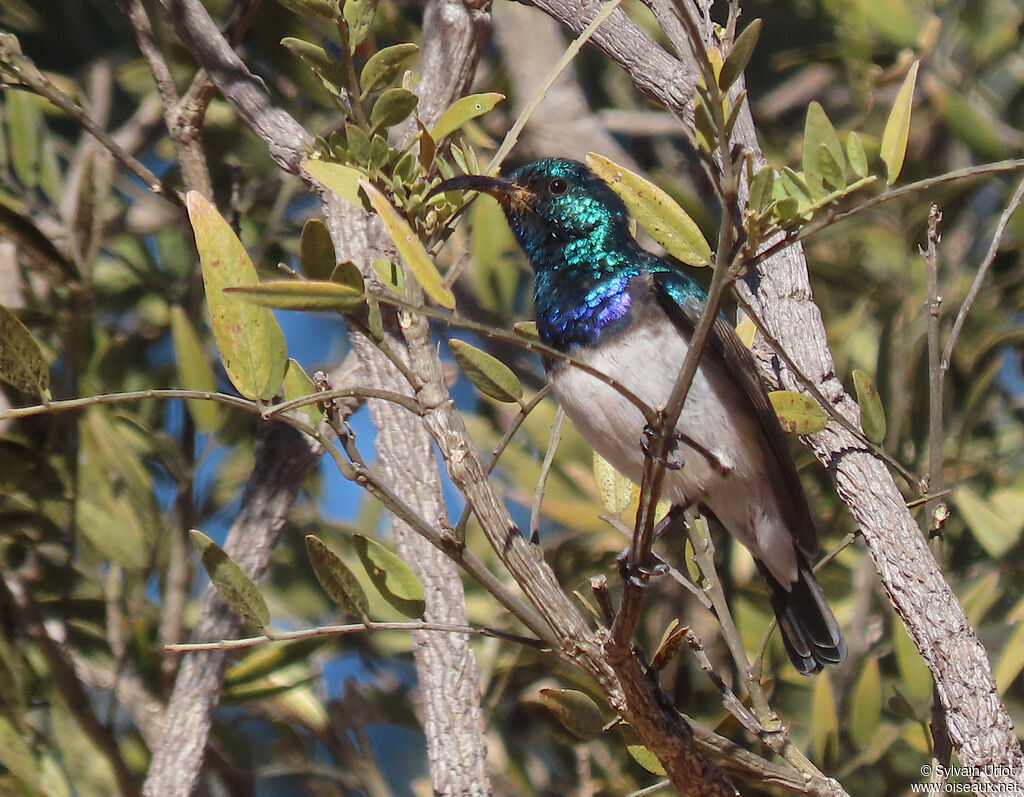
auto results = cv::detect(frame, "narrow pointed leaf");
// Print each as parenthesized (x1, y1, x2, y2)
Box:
(360, 43, 418, 95)
(719, 19, 761, 90)
(280, 37, 346, 86)
(593, 451, 633, 514)
(226, 279, 364, 311)
(303, 159, 365, 207)
(626, 743, 666, 775)
(353, 534, 425, 618)
(361, 180, 455, 308)
(300, 218, 336, 280)
(170, 307, 220, 431)
(650, 619, 688, 672)
(995, 621, 1024, 695)
(880, 60, 919, 184)
(811, 672, 839, 766)
(817, 143, 845, 190)
(430, 92, 505, 143)
(846, 131, 868, 178)
(283, 358, 324, 425)
(954, 485, 1024, 558)
(305, 535, 369, 617)
(0, 303, 49, 399)
(779, 167, 812, 206)
(587, 153, 712, 267)
(187, 191, 287, 400)
(768, 390, 827, 434)
(0, 715, 39, 788)
(748, 165, 774, 212)
(513, 321, 538, 338)
(538, 689, 604, 739)
(803, 101, 844, 198)
(369, 88, 418, 132)
(449, 339, 522, 403)
(852, 369, 886, 443)
(190, 529, 270, 631)
(342, 0, 378, 48)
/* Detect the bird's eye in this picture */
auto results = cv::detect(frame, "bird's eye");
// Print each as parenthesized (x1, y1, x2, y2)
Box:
(549, 178, 567, 195)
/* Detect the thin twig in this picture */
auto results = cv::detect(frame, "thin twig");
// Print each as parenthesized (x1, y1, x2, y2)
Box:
(941, 173, 1024, 370)
(530, 407, 565, 544)
(922, 204, 948, 548)
(166, 619, 546, 652)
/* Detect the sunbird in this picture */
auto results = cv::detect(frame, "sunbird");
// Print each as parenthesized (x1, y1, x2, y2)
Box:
(432, 158, 845, 674)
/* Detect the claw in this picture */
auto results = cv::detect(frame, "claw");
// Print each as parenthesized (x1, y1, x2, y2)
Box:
(617, 547, 669, 587)
(641, 424, 684, 470)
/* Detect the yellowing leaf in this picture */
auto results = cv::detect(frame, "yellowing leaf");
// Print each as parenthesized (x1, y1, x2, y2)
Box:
(283, 358, 324, 426)
(187, 191, 286, 400)
(735, 316, 756, 348)
(768, 390, 827, 434)
(170, 307, 220, 432)
(190, 529, 270, 631)
(954, 484, 1024, 558)
(431, 92, 505, 143)
(449, 339, 523, 403)
(360, 180, 455, 308)
(302, 159, 365, 207)
(995, 621, 1024, 695)
(811, 671, 839, 767)
(849, 657, 881, 747)
(587, 153, 712, 267)
(803, 102, 845, 199)
(592, 451, 633, 514)
(226, 279, 364, 312)
(0, 303, 49, 400)
(846, 131, 868, 179)
(880, 61, 919, 184)
(538, 688, 604, 739)
(892, 622, 931, 702)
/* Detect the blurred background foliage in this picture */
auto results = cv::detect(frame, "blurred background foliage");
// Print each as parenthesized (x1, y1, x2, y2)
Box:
(0, 0, 1023, 794)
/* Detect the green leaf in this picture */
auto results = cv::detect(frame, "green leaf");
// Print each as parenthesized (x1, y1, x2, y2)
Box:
(0, 303, 49, 400)
(330, 260, 365, 293)
(280, 37, 346, 87)
(846, 131, 868, 178)
(811, 672, 838, 767)
(449, 339, 523, 403)
(225, 279, 364, 311)
(170, 307, 220, 432)
(852, 369, 886, 444)
(880, 60, 919, 184)
(959, 571, 1001, 626)
(371, 257, 404, 296)
(954, 484, 1024, 558)
(719, 19, 761, 91)
(849, 657, 881, 747)
(6, 88, 40, 190)
(748, 165, 774, 212)
(892, 622, 931, 702)
(187, 191, 287, 400)
(626, 743, 666, 776)
(768, 390, 827, 434)
(300, 219, 336, 280)
(360, 43, 418, 96)
(352, 534, 425, 618)
(778, 166, 812, 207)
(303, 159, 365, 207)
(360, 180, 455, 308)
(817, 143, 845, 191)
(430, 92, 505, 143)
(592, 451, 633, 514)
(538, 688, 604, 739)
(995, 619, 1024, 695)
(305, 535, 369, 618)
(369, 88, 418, 132)
(344, 124, 372, 164)
(342, 0, 378, 48)
(513, 321, 538, 338)
(586, 153, 712, 267)
(803, 102, 844, 199)
(190, 529, 270, 631)
(276, 0, 339, 19)
(283, 358, 324, 426)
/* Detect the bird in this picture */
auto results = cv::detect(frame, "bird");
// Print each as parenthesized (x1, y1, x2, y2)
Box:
(431, 158, 846, 675)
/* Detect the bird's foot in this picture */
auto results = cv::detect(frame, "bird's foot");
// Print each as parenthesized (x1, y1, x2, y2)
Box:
(641, 424, 684, 470)
(617, 547, 669, 588)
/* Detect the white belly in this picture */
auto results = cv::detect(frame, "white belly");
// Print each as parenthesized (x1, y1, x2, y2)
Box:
(547, 314, 798, 583)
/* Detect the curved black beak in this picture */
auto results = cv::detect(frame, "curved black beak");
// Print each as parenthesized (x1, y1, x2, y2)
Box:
(427, 174, 530, 209)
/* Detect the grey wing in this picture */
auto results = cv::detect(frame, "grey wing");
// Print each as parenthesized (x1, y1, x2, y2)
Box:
(651, 273, 820, 555)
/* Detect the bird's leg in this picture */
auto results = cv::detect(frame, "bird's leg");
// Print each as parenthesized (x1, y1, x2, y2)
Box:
(641, 423, 685, 469)
(617, 506, 686, 587)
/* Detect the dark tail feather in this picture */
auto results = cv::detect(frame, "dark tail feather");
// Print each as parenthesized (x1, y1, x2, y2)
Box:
(756, 553, 846, 675)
